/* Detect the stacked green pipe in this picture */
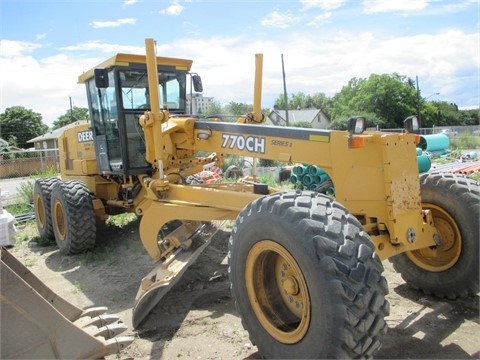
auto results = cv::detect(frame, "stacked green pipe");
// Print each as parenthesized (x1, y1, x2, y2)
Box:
(291, 152, 430, 193)
(290, 165, 335, 196)
(415, 134, 450, 173)
(417, 147, 431, 173)
(418, 134, 450, 153)
(291, 145, 430, 194)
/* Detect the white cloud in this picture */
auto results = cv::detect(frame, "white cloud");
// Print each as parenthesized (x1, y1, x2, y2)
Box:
(0, 43, 94, 125)
(0, 39, 42, 58)
(89, 18, 136, 29)
(183, 28, 478, 109)
(440, 0, 478, 12)
(160, 2, 184, 16)
(300, 0, 346, 11)
(261, 11, 300, 28)
(1, 27, 478, 127)
(123, 0, 138, 6)
(61, 41, 143, 54)
(362, 0, 429, 14)
(307, 11, 332, 26)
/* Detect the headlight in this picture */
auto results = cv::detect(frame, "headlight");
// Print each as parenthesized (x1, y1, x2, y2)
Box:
(404, 115, 420, 133)
(347, 116, 366, 135)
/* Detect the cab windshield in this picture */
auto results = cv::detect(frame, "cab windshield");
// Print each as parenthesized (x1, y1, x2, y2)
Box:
(86, 65, 189, 175)
(119, 69, 187, 112)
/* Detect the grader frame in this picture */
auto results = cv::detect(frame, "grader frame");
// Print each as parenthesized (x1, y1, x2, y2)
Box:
(28, 38, 478, 359)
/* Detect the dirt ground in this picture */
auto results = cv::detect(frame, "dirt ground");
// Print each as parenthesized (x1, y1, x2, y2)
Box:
(8, 219, 480, 360)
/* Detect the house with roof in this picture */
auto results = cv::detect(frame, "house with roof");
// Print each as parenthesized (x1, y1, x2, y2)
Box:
(0, 138, 9, 150)
(27, 120, 90, 151)
(0, 137, 23, 152)
(0, 122, 90, 178)
(266, 108, 330, 129)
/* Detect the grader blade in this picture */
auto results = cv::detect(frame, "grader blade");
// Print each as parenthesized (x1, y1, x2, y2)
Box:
(132, 222, 218, 327)
(0, 247, 134, 359)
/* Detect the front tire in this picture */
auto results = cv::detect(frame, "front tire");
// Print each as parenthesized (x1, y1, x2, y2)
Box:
(229, 190, 389, 359)
(33, 178, 60, 240)
(390, 173, 479, 298)
(51, 180, 96, 255)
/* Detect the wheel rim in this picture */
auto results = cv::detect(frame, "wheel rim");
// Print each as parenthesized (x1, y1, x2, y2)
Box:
(407, 203, 462, 272)
(245, 240, 310, 344)
(53, 199, 66, 241)
(35, 194, 46, 229)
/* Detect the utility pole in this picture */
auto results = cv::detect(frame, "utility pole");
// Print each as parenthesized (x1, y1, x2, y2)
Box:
(281, 54, 289, 126)
(416, 75, 421, 124)
(70, 97, 74, 121)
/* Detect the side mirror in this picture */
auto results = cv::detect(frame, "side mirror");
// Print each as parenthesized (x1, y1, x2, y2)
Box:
(94, 68, 109, 88)
(192, 74, 203, 92)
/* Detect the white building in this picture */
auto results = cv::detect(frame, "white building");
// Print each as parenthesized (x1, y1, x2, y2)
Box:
(186, 93, 214, 115)
(267, 108, 330, 129)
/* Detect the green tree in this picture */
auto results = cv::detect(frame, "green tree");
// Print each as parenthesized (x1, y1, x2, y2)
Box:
(421, 102, 440, 127)
(331, 73, 418, 128)
(273, 77, 476, 130)
(0, 106, 48, 148)
(52, 106, 89, 130)
(225, 101, 251, 116)
(274, 94, 288, 110)
(204, 101, 224, 117)
(425, 101, 461, 127)
(458, 108, 480, 126)
(204, 101, 267, 122)
(329, 77, 368, 128)
(421, 101, 478, 127)
(292, 121, 312, 128)
(310, 92, 333, 116)
(290, 92, 308, 109)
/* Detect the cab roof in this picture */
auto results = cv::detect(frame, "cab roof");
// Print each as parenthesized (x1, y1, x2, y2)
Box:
(78, 53, 193, 84)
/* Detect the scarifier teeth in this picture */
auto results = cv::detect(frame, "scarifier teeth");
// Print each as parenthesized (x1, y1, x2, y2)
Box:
(87, 314, 121, 327)
(94, 323, 129, 339)
(105, 336, 135, 353)
(74, 313, 122, 329)
(80, 306, 109, 317)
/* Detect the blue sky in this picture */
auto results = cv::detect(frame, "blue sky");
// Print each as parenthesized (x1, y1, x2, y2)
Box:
(1, 0, 479, 127)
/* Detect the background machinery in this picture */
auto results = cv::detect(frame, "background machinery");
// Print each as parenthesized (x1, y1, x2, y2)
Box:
(1, 246, 133, 358)
(28, 38, 479, 358)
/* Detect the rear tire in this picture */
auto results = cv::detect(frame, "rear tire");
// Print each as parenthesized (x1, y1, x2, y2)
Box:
(51, 180, 96, 255)
(390, 173, 479, 298)
(229, 190, 389, 359)
(33, 178, 60, 240)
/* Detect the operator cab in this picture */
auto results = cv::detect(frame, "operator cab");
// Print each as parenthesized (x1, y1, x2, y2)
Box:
(78, 53, 202, 176)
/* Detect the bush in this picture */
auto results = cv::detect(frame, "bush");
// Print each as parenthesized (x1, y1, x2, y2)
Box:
(16, 180, 35, 204)
(15, 167, 59, 204)
(4, 202, 33, 216)
(450, 133, 480, 149)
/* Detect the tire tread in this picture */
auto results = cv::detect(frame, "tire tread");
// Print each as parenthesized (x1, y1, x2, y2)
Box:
(51, 180, 96, 254)
(229, 190, 389, 359)
(391, 172, 479, 298)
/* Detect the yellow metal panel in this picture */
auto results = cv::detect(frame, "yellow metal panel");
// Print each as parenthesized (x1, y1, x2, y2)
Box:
(308, 134, 330, 142)
(59, 123, 95, 177)
(78, 53, 193, 83)
(138, 200, 237, 261)
(79, 159, 97, 175)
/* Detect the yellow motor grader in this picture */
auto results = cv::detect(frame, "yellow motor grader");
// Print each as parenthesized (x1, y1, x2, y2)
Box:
(28, 38, 478, 359)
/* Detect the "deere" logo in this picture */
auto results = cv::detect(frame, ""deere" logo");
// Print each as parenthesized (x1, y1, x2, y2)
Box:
(78, 130, 93, 143)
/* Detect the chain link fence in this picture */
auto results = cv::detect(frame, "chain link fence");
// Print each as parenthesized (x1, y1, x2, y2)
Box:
(0, 150, 59, 180)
